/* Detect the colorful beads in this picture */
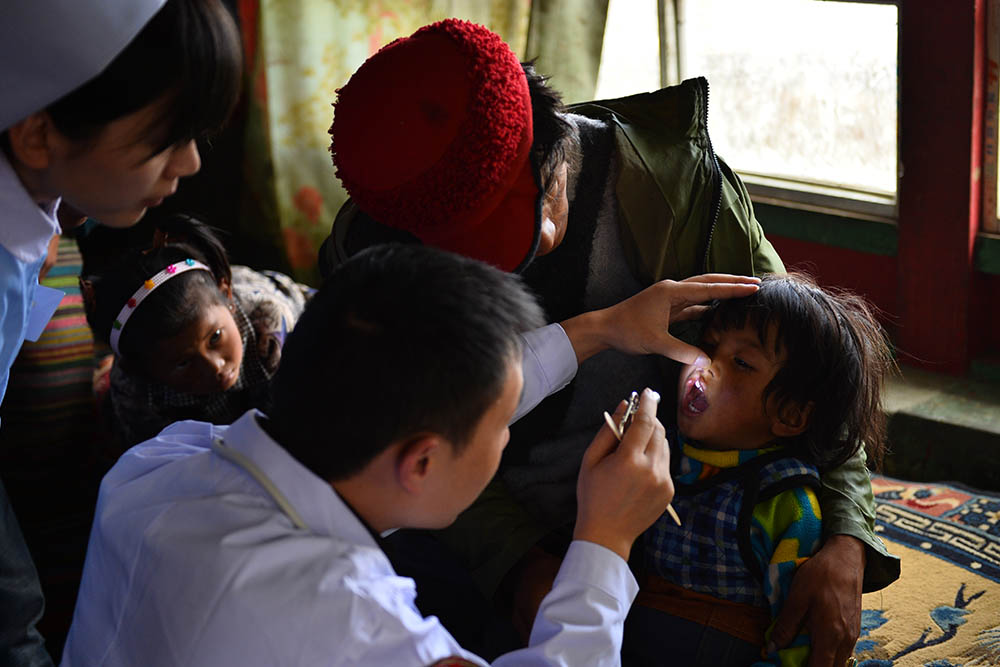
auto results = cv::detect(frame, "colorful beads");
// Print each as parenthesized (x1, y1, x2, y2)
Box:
(109, 258, 211, 357)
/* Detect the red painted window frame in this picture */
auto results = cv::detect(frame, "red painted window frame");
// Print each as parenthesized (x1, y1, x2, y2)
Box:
(896, 0, 985, 375)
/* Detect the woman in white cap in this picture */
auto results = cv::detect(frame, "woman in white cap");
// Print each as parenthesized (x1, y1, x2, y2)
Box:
(0, 1, 241, 663)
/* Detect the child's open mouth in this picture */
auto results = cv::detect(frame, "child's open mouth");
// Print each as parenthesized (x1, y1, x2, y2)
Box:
(681, 375, 709, 417)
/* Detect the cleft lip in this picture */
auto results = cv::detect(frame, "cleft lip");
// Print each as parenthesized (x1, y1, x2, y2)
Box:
(681, 373, 709, 417)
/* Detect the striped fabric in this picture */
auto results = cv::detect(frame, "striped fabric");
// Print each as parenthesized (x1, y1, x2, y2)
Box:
(0, 235, 99, 658)
(0, 236, 96, 467)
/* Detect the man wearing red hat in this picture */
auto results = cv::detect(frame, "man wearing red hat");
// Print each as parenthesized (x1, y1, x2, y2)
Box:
(323, 18, 897, 667)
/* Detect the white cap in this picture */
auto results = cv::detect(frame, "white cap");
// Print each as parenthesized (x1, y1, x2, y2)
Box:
(1, 0, 168, 130)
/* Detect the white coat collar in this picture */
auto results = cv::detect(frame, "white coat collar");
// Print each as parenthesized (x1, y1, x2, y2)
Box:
(0, 151, 61, 263)
(219, 410, 380, 551)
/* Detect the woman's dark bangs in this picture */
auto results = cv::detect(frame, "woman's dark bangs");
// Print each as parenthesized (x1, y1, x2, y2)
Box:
(48, 1, 242, 152)
(46, 31, 171, 143)
(167, 1, 243, 149)
(146, 1, 242, 154)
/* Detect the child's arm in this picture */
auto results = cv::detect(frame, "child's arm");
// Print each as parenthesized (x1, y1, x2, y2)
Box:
(749, 486, 823, 667)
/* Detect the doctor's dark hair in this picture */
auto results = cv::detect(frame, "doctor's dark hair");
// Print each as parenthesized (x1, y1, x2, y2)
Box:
(82, 215, 232, 369)
(46, 0, 242, 156)
(270, 244, 545, 482)
(702, 273, 895, 471)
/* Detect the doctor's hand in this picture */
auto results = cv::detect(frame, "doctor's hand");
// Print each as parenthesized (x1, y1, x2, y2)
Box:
(573, 388, 674, 561)
(559, 274, 760, 366)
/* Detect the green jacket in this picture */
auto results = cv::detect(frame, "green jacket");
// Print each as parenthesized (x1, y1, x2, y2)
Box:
(570, 78, 897, 591)
(571, 78, 784, 283)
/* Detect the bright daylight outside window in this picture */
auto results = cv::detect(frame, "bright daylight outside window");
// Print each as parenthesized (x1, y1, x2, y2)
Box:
(596, 0, 898, 217)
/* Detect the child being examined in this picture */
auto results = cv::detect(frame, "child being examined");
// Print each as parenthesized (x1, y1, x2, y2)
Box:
(624, 272, 895, 667)
(83, 214, 314, 447)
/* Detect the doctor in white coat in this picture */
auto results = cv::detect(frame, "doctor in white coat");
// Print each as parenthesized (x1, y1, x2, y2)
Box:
(63, 244, 760, 665)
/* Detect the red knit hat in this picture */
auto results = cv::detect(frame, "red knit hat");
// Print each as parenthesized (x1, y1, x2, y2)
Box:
(330, 19, 540, 273)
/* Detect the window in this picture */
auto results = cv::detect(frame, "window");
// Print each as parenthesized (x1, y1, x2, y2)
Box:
(595, 0, 660, 100)
(596, 0, 899, 220)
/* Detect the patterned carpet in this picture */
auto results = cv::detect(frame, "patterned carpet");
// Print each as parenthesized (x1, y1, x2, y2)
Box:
(855, 475, 1000, 666)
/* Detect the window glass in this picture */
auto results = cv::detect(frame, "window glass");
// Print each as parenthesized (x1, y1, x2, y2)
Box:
(682, 0, 898, 197)
(595, 0, 660, 100)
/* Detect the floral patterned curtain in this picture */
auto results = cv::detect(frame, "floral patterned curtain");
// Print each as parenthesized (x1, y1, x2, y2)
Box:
(237, 0, 607, 283)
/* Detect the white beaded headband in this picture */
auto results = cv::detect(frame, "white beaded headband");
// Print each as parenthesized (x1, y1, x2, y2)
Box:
(109, 258, 212, 356)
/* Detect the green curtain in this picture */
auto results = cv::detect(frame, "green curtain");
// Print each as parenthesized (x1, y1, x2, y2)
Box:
(239, 0, 608, 282)
(525, 0, 610, 104)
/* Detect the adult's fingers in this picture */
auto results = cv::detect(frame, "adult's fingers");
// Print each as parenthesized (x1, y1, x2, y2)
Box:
(617, 388, 662, 456)
(645, 415, 672, 470)
(666, 278, 760, 310)
(768, 581, 808, 655)
(806, 630, 843, 667)
(644, 335, 711, 368)
(826, 639, 854, 667)
(679, 273, 761, 285)
(582, 400, 628, 469)
(670, 304, 711, 323)
(804, 613, 856, 667)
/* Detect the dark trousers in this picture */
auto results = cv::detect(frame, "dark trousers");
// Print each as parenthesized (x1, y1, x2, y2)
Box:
(622, 603, 762, 667)
(0, 479, 53, 667)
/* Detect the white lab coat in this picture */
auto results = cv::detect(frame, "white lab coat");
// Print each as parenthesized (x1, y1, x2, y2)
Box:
(62, 407, 638, 666)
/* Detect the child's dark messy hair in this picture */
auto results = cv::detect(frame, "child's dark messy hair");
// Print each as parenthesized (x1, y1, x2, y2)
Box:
(703, 273, 895, 470)
(82, 215, 232, 371)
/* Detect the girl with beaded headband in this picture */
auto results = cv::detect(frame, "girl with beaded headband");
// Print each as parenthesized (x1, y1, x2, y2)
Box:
(82, 215, 314, 448)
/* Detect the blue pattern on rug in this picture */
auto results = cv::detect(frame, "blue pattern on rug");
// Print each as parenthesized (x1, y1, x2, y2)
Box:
(853, 476, 1000, 666)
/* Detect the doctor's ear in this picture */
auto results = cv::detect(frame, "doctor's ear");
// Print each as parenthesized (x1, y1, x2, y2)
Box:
(395, 434, 448, 494)
(6, 112, 57, 170)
